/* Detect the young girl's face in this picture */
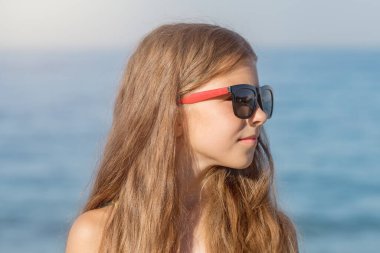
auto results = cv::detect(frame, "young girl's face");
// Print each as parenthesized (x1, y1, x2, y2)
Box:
(182, 61, 267, 172)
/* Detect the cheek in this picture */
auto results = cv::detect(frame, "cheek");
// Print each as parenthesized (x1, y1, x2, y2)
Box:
(184, 104, 256, 170)
(185, 103, 242, 151)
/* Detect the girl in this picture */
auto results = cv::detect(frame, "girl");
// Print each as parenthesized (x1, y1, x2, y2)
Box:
(65, 23, 298, 253)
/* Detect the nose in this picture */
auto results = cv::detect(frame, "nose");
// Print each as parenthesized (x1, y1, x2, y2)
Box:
(248, 106, 267, 126)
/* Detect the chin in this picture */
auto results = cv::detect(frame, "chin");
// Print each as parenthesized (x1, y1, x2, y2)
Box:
(214, 153, 255, 170)
(227, 158, 254, 170)
(232, 163, 251, 170)
(238, 154, 255, 169)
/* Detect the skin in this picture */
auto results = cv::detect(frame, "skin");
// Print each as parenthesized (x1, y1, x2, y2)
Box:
(65, 60, 268, 253)
(65, 205, 110, 253)
(178, 60, 268, 252)
(181, 60, 267, 173)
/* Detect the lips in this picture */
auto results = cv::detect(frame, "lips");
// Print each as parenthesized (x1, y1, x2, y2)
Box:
(238, 135, 258, 141)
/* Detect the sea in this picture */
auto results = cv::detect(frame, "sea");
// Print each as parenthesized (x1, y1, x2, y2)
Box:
(0, 48, 379, 253)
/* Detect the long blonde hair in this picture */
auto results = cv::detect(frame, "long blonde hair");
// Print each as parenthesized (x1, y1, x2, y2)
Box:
(82, 23, 298, 252)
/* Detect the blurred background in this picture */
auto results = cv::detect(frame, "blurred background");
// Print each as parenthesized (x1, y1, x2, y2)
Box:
(0, 0, 379, 252)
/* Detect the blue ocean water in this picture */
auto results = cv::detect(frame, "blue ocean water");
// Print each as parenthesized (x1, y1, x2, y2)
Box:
(0, 48, 379, 252)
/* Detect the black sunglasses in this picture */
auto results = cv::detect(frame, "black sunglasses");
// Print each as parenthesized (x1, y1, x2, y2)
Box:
(178, 84, 274, 119)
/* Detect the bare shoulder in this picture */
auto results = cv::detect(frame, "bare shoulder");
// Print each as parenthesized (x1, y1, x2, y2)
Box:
(65, 205, 113, 253)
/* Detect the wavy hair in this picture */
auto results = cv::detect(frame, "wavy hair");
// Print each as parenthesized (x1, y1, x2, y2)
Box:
(82, 23, 298, 252)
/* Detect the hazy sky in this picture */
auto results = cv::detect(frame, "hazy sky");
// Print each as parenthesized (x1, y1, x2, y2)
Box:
(1, 0, 379, 51)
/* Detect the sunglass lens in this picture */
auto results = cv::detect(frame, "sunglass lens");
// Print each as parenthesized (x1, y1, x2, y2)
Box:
(260, 86, 273, 118)
(233, 88, 256, 119)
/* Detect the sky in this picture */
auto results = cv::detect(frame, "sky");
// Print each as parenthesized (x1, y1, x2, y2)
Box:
(0, 0, 379, 51)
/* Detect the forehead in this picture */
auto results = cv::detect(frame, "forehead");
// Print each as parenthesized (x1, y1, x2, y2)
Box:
(194, 62, 259, 92)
